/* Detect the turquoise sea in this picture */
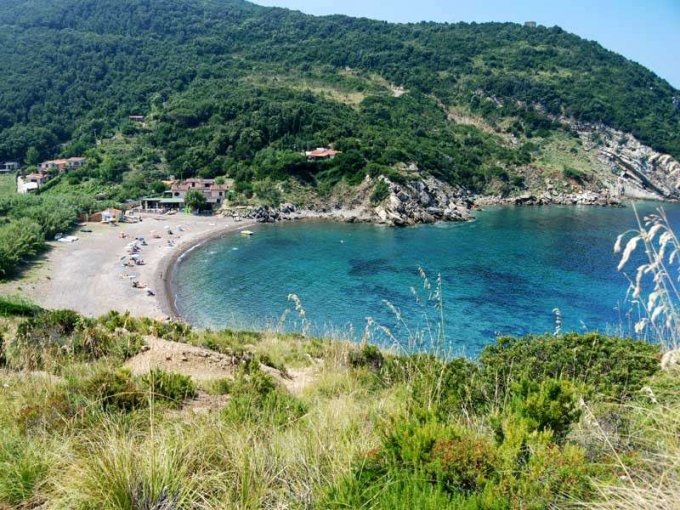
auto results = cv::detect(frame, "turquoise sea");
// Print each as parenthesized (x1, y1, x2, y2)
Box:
(172, 203, 680, 355)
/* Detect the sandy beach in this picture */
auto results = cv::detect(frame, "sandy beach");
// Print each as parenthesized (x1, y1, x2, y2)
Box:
(0, 213, 255, 320)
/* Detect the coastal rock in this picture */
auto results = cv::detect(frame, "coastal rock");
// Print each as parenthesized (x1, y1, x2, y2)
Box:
(372, 176, 473, 226)
(280, 202, 296, 214)
(558, 119, 680, 199)
(246, 206, 280, 223)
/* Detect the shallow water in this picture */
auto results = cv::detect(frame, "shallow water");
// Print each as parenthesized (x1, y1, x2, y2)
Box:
(172, 203, 680, 355)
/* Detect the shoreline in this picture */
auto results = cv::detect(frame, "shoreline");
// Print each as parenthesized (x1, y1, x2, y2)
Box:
(0, 198, 666, 324)
(155, 220, 255, 320)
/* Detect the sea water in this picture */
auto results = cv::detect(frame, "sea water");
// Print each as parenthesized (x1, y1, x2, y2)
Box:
(172, 203, 680, 355)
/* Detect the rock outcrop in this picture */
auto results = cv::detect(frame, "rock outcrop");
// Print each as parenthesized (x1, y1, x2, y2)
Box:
(372, 176, 473, 226)
(567, 121, 680, 200)
(478, 190, 621, 208)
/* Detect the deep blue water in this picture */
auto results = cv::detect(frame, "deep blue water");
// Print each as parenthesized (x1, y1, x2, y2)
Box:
(172, 203, 680, 355)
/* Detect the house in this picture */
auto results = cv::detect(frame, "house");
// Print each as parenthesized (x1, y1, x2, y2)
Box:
(17, 173, 48, 194)
(66, 157, 86, 169)
(101, 208, 123, 223)
(0, 162, 19, 173)
(524, 21, 537, 28)
(305, 148, 341, 160)
(142, 178, 230, 211)
(129, 115, 145, 123)
(168, 178, 229, 206)
(39, 157, 86, 173)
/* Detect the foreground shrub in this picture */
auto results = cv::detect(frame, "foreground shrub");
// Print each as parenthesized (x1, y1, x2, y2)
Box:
(349, 342, 384, 371)
(480, 333, 659, 401)
(0, 434, 49, 507)
(140, 369, 197, 407)
(98, 311, 193, 343)
(222, 364, 307, 427)
(9, 310, 143, 369)
(80, 368, 145, 413)
(503, 377, 582, 442)
(0, 295, 42, 317)
(324, 412, 596, 509)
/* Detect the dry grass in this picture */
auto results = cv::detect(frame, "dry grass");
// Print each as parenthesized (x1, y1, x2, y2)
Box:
(615, 206, 680, 350)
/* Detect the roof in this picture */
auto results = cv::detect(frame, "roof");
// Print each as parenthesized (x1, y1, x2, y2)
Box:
(170, 179, 228, 192)
(159, 198, 186, 204)
(305, 148, 340, 158)
(41, 157, 85, 166)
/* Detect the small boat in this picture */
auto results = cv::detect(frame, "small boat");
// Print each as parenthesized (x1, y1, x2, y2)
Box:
(240, 230, 254, 236)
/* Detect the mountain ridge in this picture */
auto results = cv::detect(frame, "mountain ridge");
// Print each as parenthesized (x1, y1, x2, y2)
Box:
(0, 0, 678, 203)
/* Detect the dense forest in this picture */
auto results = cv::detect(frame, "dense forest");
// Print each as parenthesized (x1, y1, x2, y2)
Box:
(0, 0, 678, 171)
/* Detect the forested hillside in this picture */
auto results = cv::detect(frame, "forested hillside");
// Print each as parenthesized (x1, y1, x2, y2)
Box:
(0, 0, 678, 190)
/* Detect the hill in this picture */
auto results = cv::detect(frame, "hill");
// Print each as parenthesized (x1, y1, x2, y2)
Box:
(0, 0, 679, 199)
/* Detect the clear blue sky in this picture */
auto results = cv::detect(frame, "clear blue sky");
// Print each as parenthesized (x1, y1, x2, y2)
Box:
(252, 0, 680, 90)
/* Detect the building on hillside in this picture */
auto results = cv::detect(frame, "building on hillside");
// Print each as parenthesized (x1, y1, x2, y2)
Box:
(129, 115, 145, 123)
(305, 147, 341, 160)
(17, 173, 48, 194)
(0, 162, 19, 173)
(141, 178, 230, 212)
(39, 157, 86, 173)
(524, 21, 537, 28)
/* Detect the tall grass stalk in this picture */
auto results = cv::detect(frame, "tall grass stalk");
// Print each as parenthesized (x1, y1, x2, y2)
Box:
(615, 205, 680, 350)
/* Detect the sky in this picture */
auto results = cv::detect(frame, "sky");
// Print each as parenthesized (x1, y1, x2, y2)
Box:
(252, 0, 680, 90)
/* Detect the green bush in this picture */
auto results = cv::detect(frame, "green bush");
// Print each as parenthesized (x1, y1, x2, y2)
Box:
(479, 333, 660, 401)
(140, 369, 197, 407)
(222, 364, 307, 427)
(0, 295, 42, 317)
(80, 368, 144, 412)
(562, 166, 585, 183)
(348, 343, 384, 371)
(11, 310, 142, 368)
(370, 180, 390, 204)
(502, 378, 582, 442)
(0, 218, 45, 276)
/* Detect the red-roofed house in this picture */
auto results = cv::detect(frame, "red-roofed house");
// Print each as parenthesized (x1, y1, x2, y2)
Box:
(39, 157, 86, 172)
(305, 147, 341, 160)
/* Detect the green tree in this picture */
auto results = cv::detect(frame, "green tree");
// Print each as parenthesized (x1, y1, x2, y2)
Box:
(25, 147, 40, 166)
(184, 189, 207, 212)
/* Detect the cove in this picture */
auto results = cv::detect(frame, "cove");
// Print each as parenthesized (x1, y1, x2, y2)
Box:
(171, 203, 680, 355)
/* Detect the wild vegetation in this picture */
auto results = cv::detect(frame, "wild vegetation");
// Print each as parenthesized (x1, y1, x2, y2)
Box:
(0, 0, 678, 181)
(0, 0, 679, 278)
(0, 297, 677, 509)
